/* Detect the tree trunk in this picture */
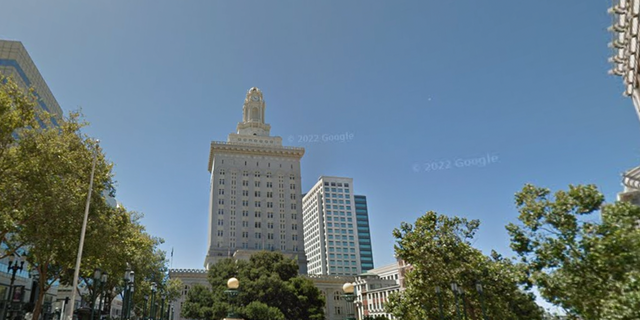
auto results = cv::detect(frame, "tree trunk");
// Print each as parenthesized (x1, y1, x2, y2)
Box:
(32, 265, 49, 320)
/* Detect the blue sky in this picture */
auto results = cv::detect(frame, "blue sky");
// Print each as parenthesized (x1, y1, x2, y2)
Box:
(1, 0, 637, 281)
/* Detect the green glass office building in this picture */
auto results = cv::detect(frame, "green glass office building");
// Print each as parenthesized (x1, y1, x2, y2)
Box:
(354, 195, 374, 272)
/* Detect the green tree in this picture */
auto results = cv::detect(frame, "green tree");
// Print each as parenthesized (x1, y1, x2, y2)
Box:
(506, 184, 640, 319)
(0, 75, 44, 257)
(0, 76, 170, 320)
(182, 251, 324, 320)
(388, 211, 543, 320)
(11, 110, 117, 320)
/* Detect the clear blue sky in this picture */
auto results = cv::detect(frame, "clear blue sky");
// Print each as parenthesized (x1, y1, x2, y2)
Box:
(1, 1, 637, 275)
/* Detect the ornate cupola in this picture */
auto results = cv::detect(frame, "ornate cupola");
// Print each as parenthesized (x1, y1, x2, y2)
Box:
(237, 87, 271, 136)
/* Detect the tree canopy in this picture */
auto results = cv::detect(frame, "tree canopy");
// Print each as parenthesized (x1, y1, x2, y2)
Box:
(182, 251, 325, 320)
(0, 75, 171, 320)
(507, 184, 640, 319)
(388, 211, 544, 320)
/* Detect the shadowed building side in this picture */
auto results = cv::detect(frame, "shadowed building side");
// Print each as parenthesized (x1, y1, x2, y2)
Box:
(0, 40, 63, 126)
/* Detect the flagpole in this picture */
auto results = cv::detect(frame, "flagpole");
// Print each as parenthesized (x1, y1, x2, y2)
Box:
(66, 140, 99, 320)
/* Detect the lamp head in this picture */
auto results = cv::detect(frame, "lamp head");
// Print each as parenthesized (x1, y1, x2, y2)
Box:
(342, 282, 355, 294)
(129, 271, 135, 283)
(227, 277, 239, 289)
(101, 272, 108, 283)
(94, 268, 102, 280)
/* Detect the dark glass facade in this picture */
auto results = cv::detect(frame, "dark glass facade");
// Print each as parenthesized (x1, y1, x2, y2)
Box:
(354, 195, 374, 272)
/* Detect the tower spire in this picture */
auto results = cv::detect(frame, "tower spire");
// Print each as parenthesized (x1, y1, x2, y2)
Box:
(237, 87, 271, 136)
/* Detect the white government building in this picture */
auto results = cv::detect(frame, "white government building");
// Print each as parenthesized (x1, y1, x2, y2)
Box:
(169, 87, 406, 320)
(204, 87, 307, 272)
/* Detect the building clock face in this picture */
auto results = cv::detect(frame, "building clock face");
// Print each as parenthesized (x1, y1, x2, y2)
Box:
(251, 95, 259, 101)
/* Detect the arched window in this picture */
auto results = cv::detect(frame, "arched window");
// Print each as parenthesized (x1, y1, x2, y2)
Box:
(250, 107, 260, 121)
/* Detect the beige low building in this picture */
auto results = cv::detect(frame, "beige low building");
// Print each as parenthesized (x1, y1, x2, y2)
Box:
(353, 259, 410, 320)
(167, 269, 208, 320)
(303, 275, 355, 320)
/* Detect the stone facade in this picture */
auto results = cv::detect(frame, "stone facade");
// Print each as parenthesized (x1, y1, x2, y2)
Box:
(204, 87, 307, 273)
(167, 269, 209, 320)
(304, 274, 356, 320)
(353, 259, 410, 320)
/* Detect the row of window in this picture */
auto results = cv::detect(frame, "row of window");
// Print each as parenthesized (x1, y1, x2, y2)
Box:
(324, 182, 349, 187)
(324, 187, 349, 193)
(218, 199, 297, 209)
(219, 242, 299, 251)
(216, 230, 300, 240)
(326, 198, 350, 204)
(218, 210, 297, 219)
(216, 221, 298, 230)
(218, 170, 297, 179)
(325, 193, 351, 200)
(218, 179, 296, 189)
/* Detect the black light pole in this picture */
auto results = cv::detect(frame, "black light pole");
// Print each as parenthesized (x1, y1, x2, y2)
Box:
(90, 269, 102, 320)
(122, 267, 131, 320)
(459, 287, 468, 320)
(476, 282, 488, 320)
(224, 278, 239, 319)
(5, 255, 25, 320)
(164, 299, 171, 320)
(341, 283, 356, 320)
(149, 283, 157, 320)
(450, 282, 461, 320)
(143, 295, 148, 320)
(97, 273, 108, 320)
(126, 272, 135, 320)
(104, 289, 112, 319)
(435, 286, 445, 320)
(159, 292, 165, 320)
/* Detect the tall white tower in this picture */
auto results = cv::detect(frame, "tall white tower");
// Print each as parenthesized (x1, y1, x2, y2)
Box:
(205, 87, 307, 272)
(302, 176, 363, 276)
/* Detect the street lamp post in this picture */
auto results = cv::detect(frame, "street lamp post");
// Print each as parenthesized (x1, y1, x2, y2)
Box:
(150, 283, 157, 320)
(126, 271, 134, 320)
(341, 282, 356, 320)
(122, 267, 131, 320)
(66, 142, 99, 320)
(476, 282, 488, 320)
(90, 269, 103, 320)
(5, 255, 25, 320)
(143, 295, 148, 320)
(459, 287, 468, 320)
(159, 293, 165, 320)
(450, 282, 461, 320)
(224, 278, 240, 319)
(97, 273, 108, 320)
(103, 289, 112, 319)
(435, 286, 445, 320)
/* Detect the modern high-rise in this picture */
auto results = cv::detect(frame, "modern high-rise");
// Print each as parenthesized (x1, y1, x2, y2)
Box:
(0, 40, 63, 125)
(354, 195, 374, 272)
(205, 87, 307, 272)
(303, 176, 373, 276)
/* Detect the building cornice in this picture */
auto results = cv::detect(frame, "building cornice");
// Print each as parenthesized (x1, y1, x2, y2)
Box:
(208, 141, 305, 172)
